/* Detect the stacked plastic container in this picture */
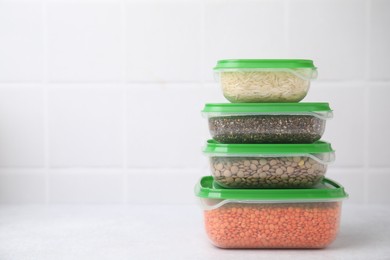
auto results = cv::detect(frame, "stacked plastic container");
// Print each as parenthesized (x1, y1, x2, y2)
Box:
(195, 59, 348, 249)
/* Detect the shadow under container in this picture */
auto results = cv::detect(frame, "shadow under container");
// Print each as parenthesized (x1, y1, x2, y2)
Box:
(214, 59, 317, 103)
(204, 140, 335, 189)
(202, 103, 332, 144)
(195, 176, 348, 249)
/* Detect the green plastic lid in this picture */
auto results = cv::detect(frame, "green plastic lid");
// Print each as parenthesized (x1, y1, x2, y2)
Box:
(202, 103, 332, 114)
(195, 176, 348, 201)
(204, 140, 334, 155)
(214, 59, 316, 70)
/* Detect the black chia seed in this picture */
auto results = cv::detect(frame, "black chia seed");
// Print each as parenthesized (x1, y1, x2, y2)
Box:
(208, 115, 325, 144)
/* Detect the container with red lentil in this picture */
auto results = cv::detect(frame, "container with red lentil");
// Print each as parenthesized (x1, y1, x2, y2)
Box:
(195, 176, 348, 249)
(202, 103, 332, 144)
(204, 140, 335, 189)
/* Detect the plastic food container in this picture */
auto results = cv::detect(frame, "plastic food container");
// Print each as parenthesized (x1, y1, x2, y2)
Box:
(214, 59, 317, 103)
(195, 176, 348, 249)
(204, 140, 335, 189)
(202, 103, 332, 144)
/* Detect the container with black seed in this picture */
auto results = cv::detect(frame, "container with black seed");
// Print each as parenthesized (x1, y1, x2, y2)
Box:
(202, 103, 332, 144)
(203, 140, 335, 189)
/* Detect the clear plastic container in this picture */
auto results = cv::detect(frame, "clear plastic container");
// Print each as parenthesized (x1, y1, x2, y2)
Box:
(204, 140, 335, 189)
(214, 59, 317, 103)
(202, 103, 333, 144)
(195, 176, 348, 249)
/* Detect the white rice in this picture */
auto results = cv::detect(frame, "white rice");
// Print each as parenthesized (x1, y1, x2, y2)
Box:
(219, 69, 312, 103)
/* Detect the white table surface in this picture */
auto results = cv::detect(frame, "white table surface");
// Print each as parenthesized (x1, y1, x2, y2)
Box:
(0, 204, 389, 260)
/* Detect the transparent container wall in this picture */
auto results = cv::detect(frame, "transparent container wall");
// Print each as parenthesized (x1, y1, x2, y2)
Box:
(217, 68, 314, 103)
(202, 199, 342, 249)
(209, 156, 328, 189)
(208, 114, 326, 144)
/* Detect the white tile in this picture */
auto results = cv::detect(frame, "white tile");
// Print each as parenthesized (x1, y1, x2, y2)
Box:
(327, 169, 365, 204)
(305, 83, 365, 167)
(289, 0, 366, 80)
(0, 2, 43, 81)
(126, 169, 201, 204)
(0, 174, 46, 203)
(204, 0, 286, 81)
(48, 86, 124, 167)
(367, 170, 390, 204)
(126, 83, 224, 169)
(368, 85, 390, 167)
(0, 86, 45, 167)
(48, 172, 124, 203)
(202, 82, 230, 103)
(125, 0, 201, 82)
(47, 2, 122, 82)
(370, 0, 390, 80)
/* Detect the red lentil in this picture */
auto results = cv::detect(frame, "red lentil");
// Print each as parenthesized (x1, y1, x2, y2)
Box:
(204, 202, 341, 248)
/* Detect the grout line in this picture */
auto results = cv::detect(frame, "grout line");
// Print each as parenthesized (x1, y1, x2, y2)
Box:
(200, 0, 206, 84)
(42, 0, 50, 205)
(122, 86, 128, 204)
(1, 166, 390, 175)
(284, 0, 291, 56)
(363, 84, 370, 204)
(1, 79, 389, 86)
(363, 0, 371, 204)
(42, 1, 48, 84)
(121, 0, 127, 84)
(314, 80, 390, 84)
(0, 169, 127, 176)
(0, 80, 205, 85)
(45, 169, 126, 175)
(0, 80, 44, 84)
(365, 0, 371, 81)
(0, 168, 205, 175)
(121, 0, 128, 204)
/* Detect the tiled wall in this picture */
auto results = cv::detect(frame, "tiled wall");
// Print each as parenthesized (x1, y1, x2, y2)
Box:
(0, 0, 389, 204)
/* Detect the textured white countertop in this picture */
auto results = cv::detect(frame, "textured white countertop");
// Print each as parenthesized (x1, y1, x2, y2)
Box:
(0, 204, 389, 260)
